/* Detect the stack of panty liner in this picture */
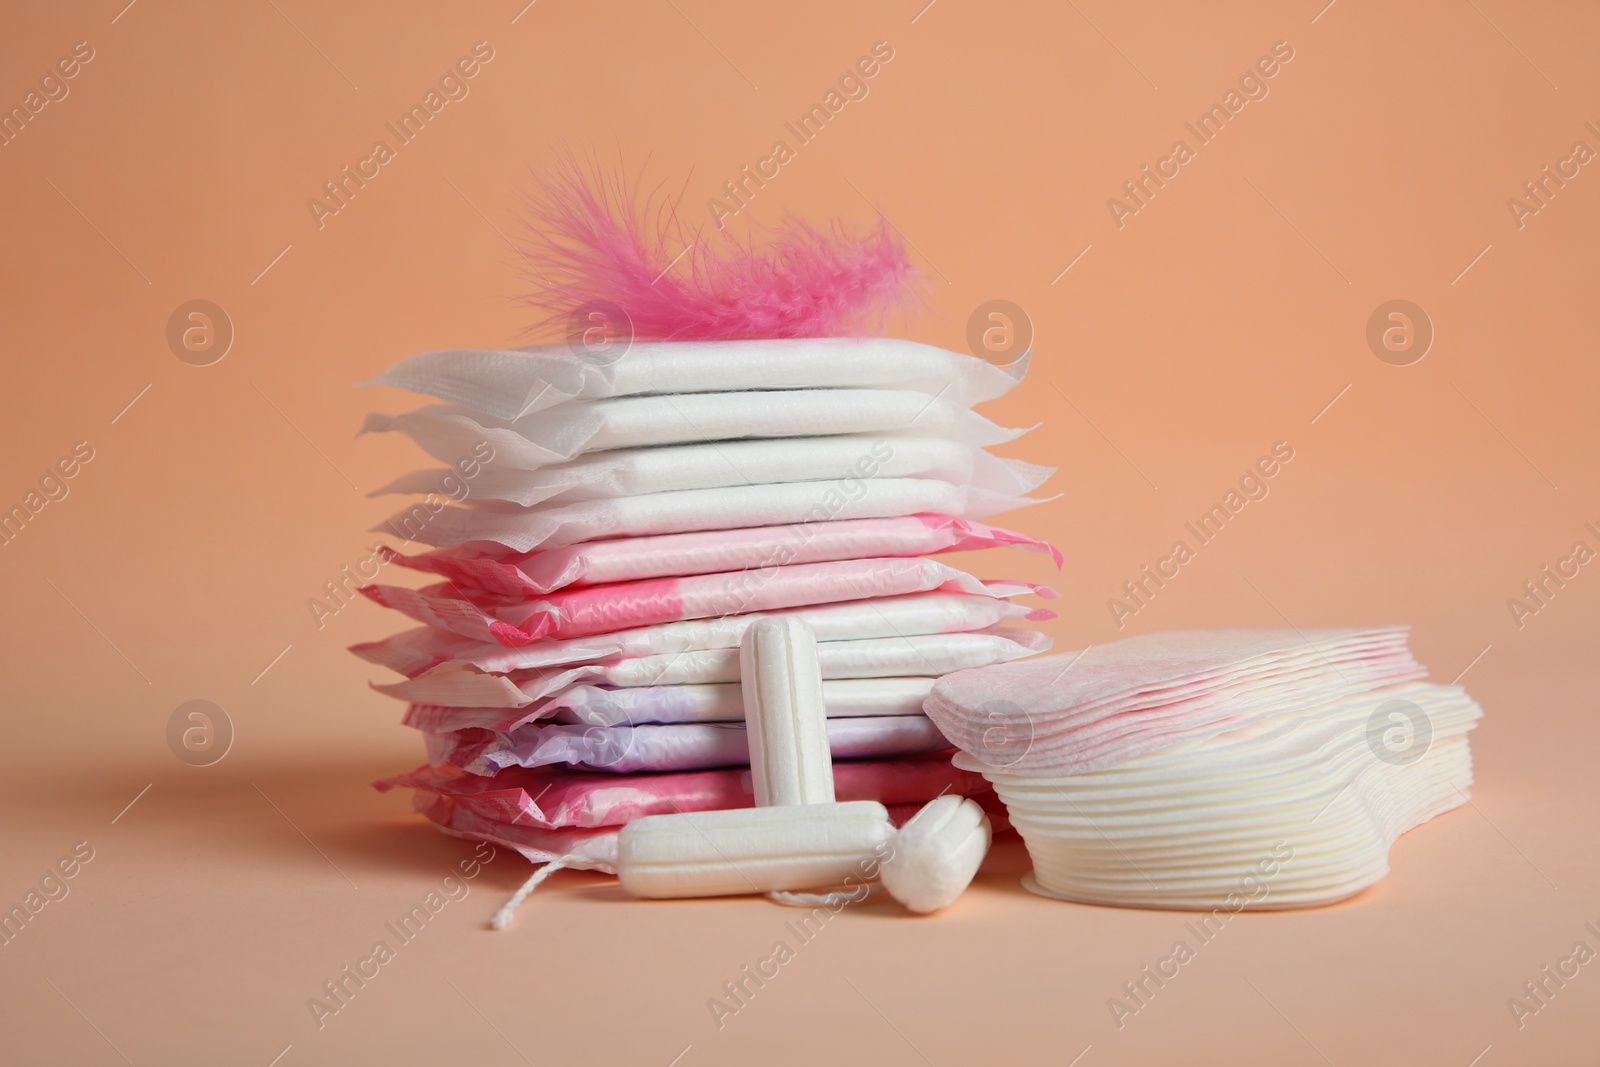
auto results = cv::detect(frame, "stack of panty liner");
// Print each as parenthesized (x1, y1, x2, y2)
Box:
(357, 337, 1060, 879)
(924, 627, 1484, 909)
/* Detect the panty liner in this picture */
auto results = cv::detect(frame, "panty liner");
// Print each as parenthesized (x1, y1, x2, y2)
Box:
(927, 627, 1420, 775)
(363, 556, 1055, 646)
(927, 628, 1485, 910)
(990, 683, 1481, 908)
(381, 514, 1060, 597)
(351, 591, 1050, 678)
(363, 337, 1029, 421)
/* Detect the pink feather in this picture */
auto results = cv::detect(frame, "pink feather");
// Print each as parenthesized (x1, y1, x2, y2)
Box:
(512, 159, 921, 341)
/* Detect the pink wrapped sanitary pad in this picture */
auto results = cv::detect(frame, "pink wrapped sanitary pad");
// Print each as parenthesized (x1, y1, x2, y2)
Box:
(363, 556, 1055, 647)
(377, 757, 993, 831)
(380, 514, 1059, 597)
(352, 591, 1051, 678)
(417, 795, 1008, 874)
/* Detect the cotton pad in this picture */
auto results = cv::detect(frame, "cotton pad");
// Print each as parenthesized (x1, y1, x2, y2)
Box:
(363, 557, 1054, 646)
(351, 591, 1052, 678)
(374, 435, 1053, 508)
(380, 514, 1059, 597)
(379, 477, 1044, 553)
(362, 389, 1026, 469)
(364, 337, 1028, 421)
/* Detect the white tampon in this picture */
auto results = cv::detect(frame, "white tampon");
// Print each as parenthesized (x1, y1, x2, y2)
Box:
(618, 801, 892, 899)
(741, 617, 834, 806)
(879, 795, 991, 913)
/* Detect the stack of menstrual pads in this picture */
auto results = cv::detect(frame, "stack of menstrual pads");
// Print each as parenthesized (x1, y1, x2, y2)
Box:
(355, 337, 1059, 875)
(925, 627, 1484, 908)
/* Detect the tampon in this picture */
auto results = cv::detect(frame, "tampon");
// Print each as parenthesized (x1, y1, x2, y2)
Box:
(879, 795, 991, 913)
(618, 801, 892, 899)
(741, 617, 834, 805)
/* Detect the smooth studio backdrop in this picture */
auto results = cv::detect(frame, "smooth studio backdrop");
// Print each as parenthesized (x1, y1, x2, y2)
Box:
(1, 2, 1596, 1064)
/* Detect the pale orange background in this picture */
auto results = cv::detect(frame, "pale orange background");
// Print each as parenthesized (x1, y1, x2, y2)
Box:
(2, 1, 1597, 1063)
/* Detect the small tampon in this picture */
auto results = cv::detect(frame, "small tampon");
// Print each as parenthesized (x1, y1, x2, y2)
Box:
(618, 801, 892, 899)
(879, 795, 991, 913)
(741, 617, 834, 806)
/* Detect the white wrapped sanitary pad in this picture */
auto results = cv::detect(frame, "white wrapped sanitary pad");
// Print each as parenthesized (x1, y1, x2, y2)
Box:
(351, 591, 1051, 677)
(379, 477, 1043, 552)
(374, 628, 1051, 708)
(362, 389, 1025, 469)
(373, 434, 1053, 506)
(402, 676, 941, 731)
(363, 337, 1028, 420)
(428, 714, 953, 774)
(547, 677, 940, 726)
